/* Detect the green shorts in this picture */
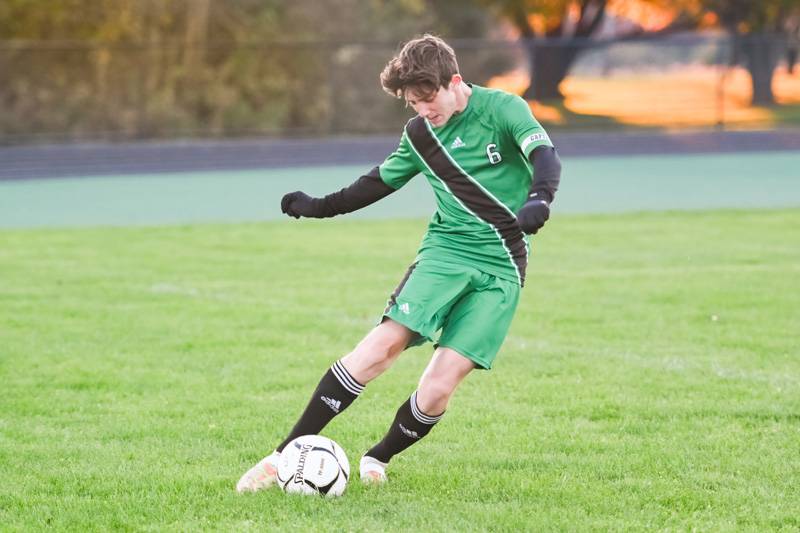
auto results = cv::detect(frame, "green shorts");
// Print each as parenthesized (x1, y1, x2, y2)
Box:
(382, 258, 521, 370)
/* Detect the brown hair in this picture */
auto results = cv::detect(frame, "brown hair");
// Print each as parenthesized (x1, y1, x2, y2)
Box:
(380, 34, 459, 99)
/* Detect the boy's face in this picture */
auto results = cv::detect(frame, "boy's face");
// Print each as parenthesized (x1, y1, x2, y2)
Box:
(404, 75, 462, 128)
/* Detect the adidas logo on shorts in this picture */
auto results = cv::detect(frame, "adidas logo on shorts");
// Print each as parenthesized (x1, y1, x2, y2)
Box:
(320, 396, 341, 413)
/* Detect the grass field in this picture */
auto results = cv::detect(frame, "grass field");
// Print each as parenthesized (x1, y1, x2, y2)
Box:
(1, 209, 799, 531)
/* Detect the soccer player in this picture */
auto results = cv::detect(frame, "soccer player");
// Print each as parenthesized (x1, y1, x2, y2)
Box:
(237, 34, 561, 491)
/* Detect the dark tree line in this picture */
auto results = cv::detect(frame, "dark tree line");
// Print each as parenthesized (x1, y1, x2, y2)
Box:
(1, 0, 797, 141)
(0, 0, 499, 140)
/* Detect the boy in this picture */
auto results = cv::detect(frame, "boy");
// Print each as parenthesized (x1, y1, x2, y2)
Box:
(237, 34, 561, 490)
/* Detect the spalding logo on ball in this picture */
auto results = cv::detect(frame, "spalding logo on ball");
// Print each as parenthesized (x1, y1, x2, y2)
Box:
(277, 435, 350, 497)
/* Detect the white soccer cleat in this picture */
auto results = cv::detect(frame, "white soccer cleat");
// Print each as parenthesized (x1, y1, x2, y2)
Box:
(359, 455, 388, 485)
(236, 451, 280, 493)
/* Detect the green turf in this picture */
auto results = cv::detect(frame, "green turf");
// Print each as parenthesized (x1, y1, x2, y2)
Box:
(1, 209, 799, 531)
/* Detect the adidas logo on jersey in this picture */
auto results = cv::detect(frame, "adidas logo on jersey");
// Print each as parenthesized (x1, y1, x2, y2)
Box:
(450, 136, 466, 149)
(398, 302, 411, 315)
(399, 423, 420, 439)
(320, 396, 341, 413)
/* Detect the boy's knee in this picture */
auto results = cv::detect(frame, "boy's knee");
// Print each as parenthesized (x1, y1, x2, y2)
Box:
(416, 376, 455, 414)
(362, 321, 410, 359)
(342, 320, 412, 383)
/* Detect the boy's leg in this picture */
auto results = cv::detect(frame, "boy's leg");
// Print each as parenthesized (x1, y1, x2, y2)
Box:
(274, 319, 412, 453)
(236, 319, 412, 493)
(361, 347, 474, 482)
(415, 347, 476, 415)
(362, 273, 520, 483)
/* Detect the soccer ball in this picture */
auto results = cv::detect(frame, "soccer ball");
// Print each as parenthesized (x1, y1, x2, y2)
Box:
(277, 435, 350, 497)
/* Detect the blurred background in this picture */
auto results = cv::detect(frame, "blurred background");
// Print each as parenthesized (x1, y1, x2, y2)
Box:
(2, 0, 800, 140)
(1, 0, 799, 225)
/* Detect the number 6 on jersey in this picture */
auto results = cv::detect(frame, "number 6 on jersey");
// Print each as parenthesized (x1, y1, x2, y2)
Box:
(486, 143, 502, 165)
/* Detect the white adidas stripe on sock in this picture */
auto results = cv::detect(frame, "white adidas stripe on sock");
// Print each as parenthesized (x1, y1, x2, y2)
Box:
(331, 360, 364, 396)
(410, 391, 443, 425)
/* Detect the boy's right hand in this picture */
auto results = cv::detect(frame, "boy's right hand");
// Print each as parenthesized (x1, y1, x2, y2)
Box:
(281, 191, 316, 218)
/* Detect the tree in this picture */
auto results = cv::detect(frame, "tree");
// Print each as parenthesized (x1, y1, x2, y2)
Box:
(479, 0, 700, 101)
(0, 0, 297, 139)
(480, 0, 800, 106)
(277, 0, 501, 133)
(701, 0, 800, 105)
(484, 0, 610, 100)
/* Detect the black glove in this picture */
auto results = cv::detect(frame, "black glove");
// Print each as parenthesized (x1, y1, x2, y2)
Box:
(281, 191, 317, 218)
(516, 196, 550, 235)
(280, 168, 397, 220)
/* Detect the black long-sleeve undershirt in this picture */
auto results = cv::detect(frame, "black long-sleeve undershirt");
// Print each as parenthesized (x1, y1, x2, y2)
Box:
(304, 166, 396, 218)
(526, 145, 562, 204)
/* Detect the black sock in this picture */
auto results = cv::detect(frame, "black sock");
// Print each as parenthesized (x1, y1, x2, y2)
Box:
(276, 360, 364, 453)
(366, 390, 444, 463)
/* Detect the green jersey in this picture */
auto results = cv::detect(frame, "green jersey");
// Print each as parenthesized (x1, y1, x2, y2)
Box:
(378, 85, 553, 286)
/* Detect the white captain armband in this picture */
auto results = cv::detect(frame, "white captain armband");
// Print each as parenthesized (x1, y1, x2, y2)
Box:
(520, 132, 552, 154)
